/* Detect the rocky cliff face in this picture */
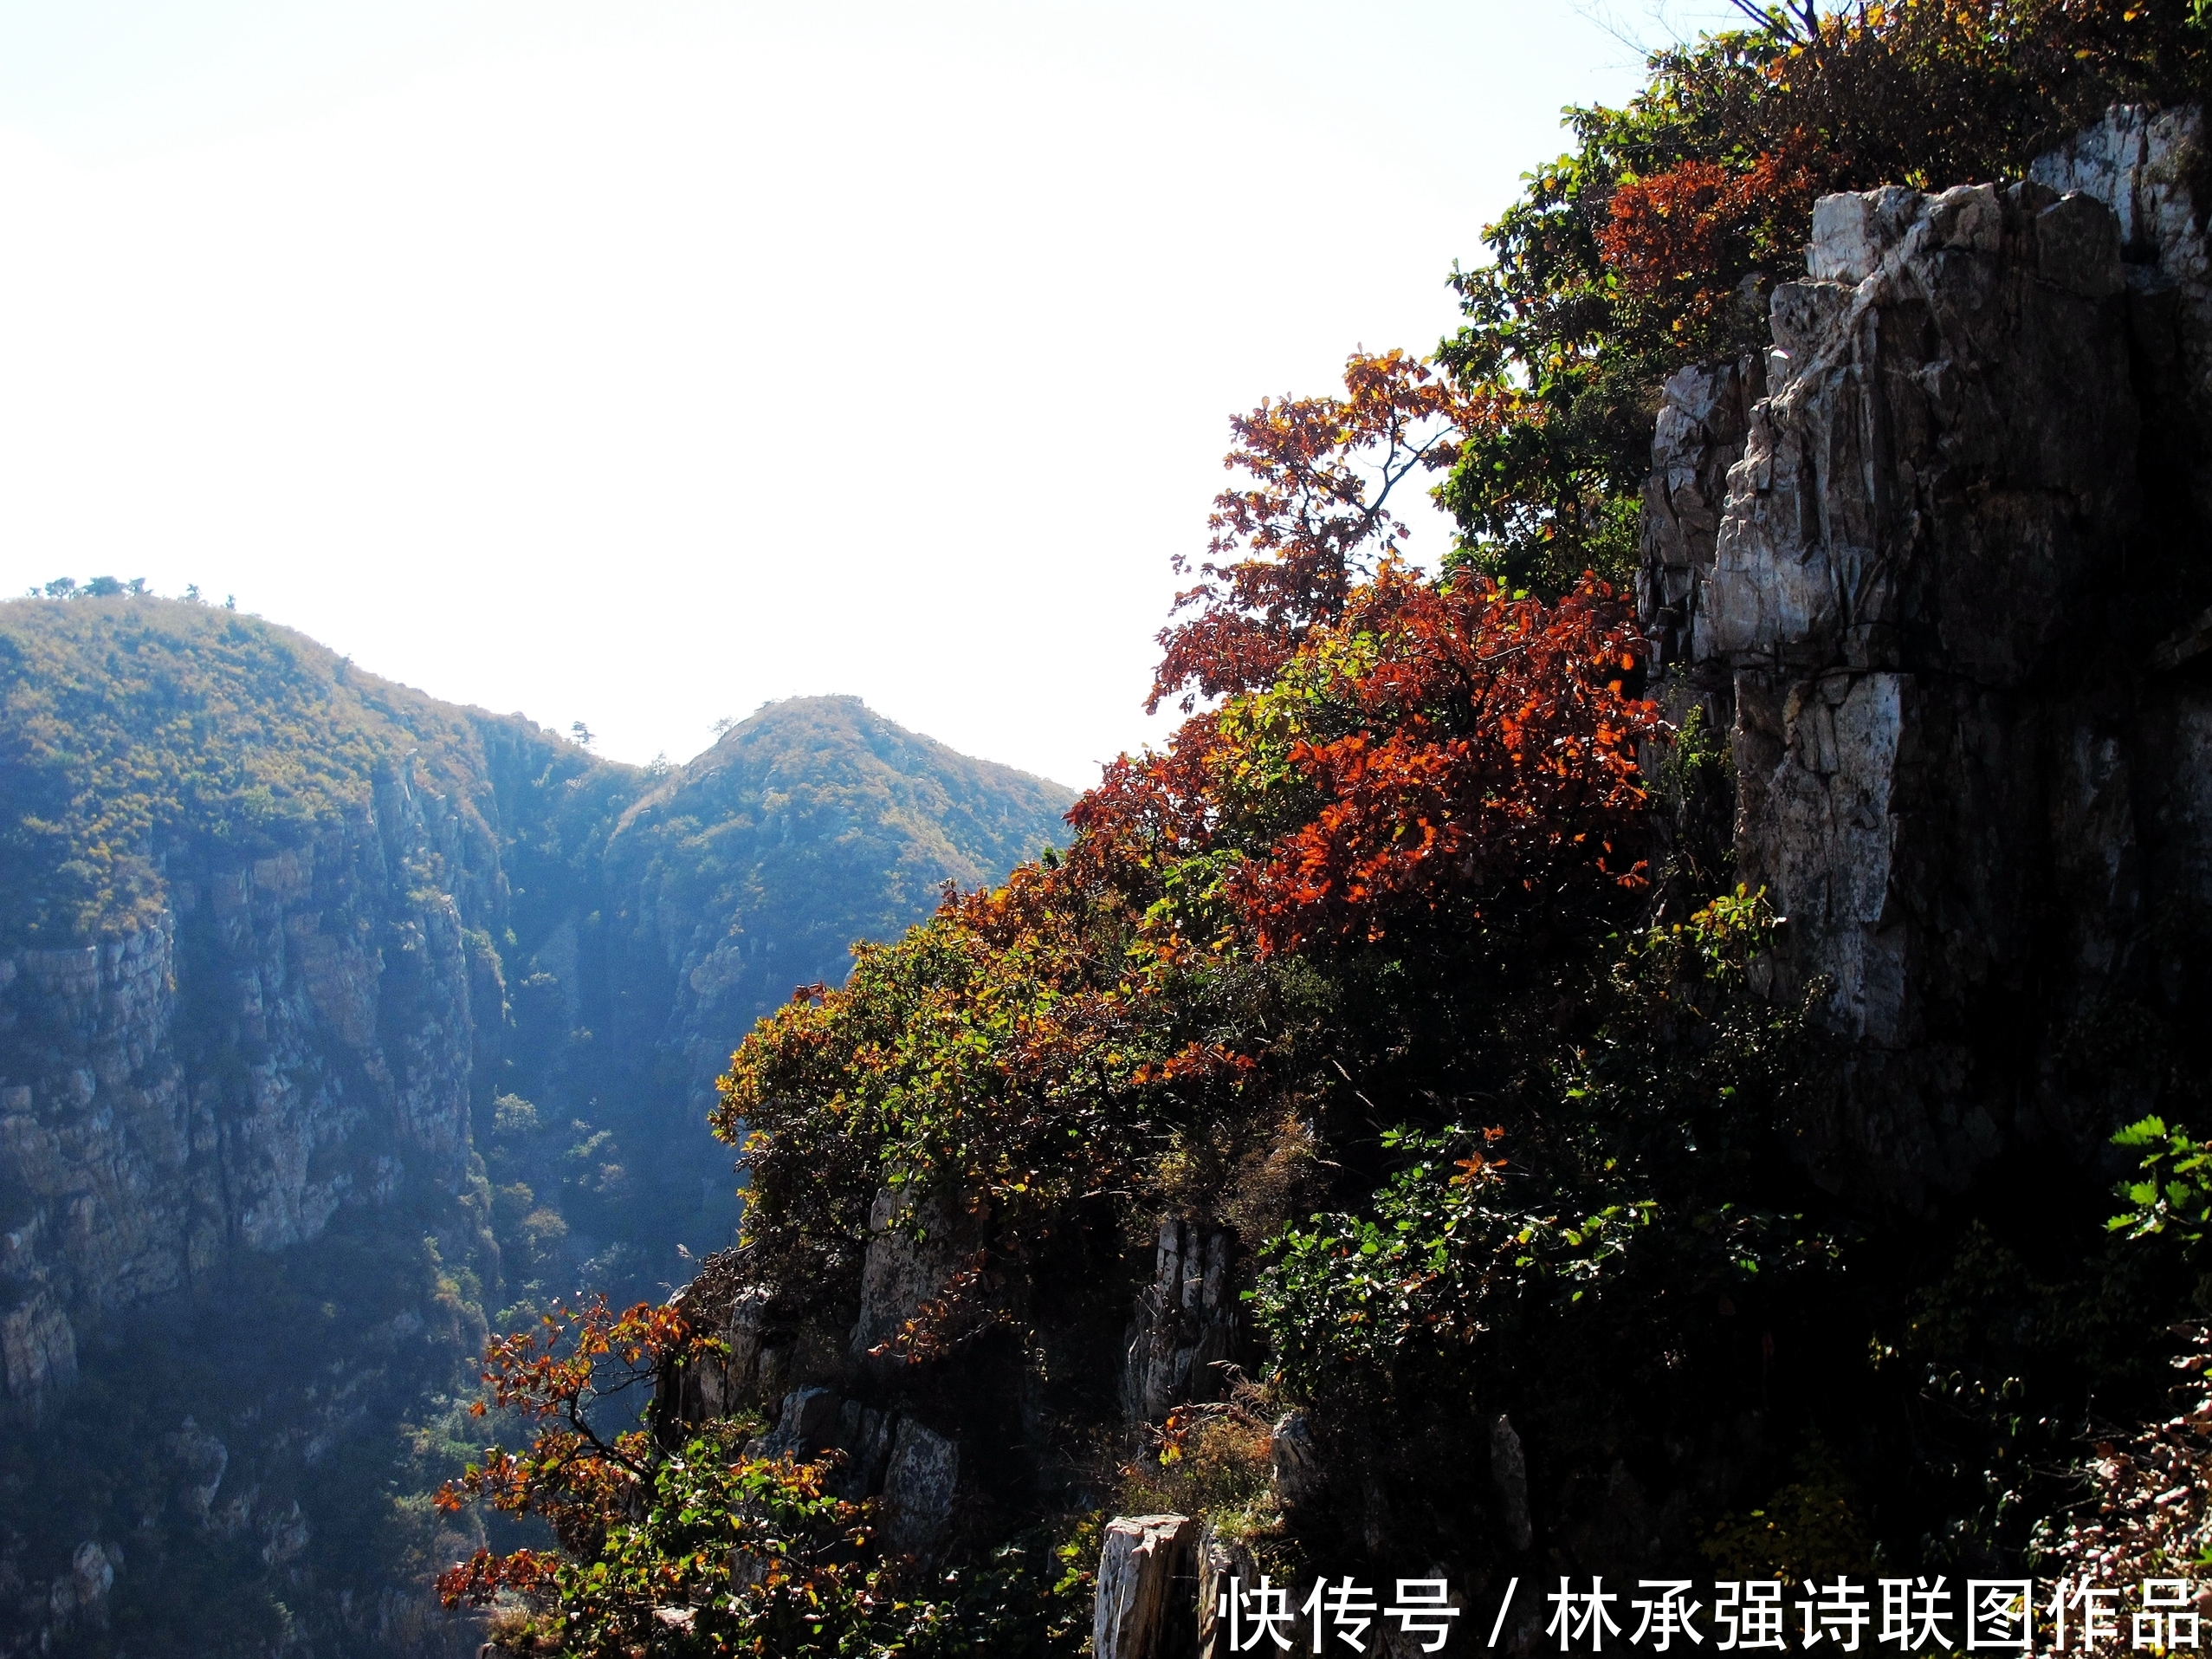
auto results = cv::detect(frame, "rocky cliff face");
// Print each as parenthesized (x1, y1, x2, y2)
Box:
(1, 773, 498, 1432)
(0, 600, 1072, 1656)
(0, 645, 558, 1656)
(1638, 112, 2212, 1206)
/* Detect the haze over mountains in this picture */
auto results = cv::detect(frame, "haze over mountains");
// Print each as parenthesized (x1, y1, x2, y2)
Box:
(0, 592, 1073, 1655)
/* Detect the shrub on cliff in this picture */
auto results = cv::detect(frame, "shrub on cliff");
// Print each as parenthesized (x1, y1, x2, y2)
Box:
(435, 1303, 1090, 1656)
(715, 438, 1661, 1351)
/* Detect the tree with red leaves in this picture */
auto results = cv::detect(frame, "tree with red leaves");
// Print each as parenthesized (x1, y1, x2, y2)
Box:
(1151, 350, 1471, 714)
(435, 1297, 700, 1597)
(1596, 150, 1824, 341)
(1091, 563, 1658, 960)
(433, 1299, 1089, 1656)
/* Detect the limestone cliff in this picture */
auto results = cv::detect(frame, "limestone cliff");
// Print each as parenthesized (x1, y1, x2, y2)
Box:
(2, 775, 497, 1422)
(1638, 109, 2212, 1205)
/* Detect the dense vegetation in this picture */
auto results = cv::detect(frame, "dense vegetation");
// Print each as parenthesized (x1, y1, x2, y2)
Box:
(0, 597, 1068, 1655)
(437, 0, 2212, 1653)
(0, 594, 496, 945)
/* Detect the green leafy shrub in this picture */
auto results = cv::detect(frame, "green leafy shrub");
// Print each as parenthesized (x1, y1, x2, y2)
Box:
(452, 1421, 1093, 1659)
(2110, 1116, 2212, 1249)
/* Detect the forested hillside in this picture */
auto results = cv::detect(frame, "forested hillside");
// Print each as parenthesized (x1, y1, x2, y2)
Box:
(434, 2, 2212, 1656)
(0, 594, 1070, 1656)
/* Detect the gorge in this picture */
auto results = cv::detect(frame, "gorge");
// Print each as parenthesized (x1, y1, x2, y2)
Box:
(0, 598, 1071, 1656)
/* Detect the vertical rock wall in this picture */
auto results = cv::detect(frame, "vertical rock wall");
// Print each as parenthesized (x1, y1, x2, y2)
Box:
(2033, 106, 2212, 526)
(0, 762, 501, 1425)
(1639, 113, 2212, 1202)
(1123, 1219, 1237, 1423)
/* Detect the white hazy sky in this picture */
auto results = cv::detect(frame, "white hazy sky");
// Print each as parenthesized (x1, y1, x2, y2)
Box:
(0, 0, 1740, 789)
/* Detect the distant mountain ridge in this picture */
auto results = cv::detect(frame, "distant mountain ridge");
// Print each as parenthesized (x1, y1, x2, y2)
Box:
(605, 692, 1077, 1119)
(0, 593, 1073, 1656)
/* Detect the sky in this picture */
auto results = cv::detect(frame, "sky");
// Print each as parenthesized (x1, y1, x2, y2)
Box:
(0, 0, 1743, 789)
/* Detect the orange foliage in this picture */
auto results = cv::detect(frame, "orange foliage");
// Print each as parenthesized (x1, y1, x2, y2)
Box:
(1232, 572, 1655, 951)
(432, 1296, 705, 1604)
(1151, 350, 1471, 714)
(432, 1546, 559, 1610)
(1597, 150, 1825, 337)
(721, 351, 1663, 1351)
(714, 841, 1259, 1299)
(1091, 563, 1659, 957)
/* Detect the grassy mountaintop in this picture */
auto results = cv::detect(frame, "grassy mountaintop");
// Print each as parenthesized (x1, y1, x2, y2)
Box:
(607, 695, 1075, 1073)
(0, 593, 1071, 956)
(3, 597, 398, 939)
(0, 594, 618, 948)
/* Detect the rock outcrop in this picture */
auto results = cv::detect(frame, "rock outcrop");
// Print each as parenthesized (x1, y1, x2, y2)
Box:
(1269, 1409, 1323, 1511)
(1093, 1513, 1200, 1659)
(1487, 1414, 1532, 1554)
(0, 777, 492, 1431)
(1640, 357, 1766, 677)
(882, 1416, 963, 1554)
(2032, 104, 2212, 526)
(643, 100, 2212, 1649)
(851, 1184, 973, 1359)
(1194, 1525, 1258, 1659)
(1638, 118, 2212, 1203)
(1123, 1219, 1237, 1422)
